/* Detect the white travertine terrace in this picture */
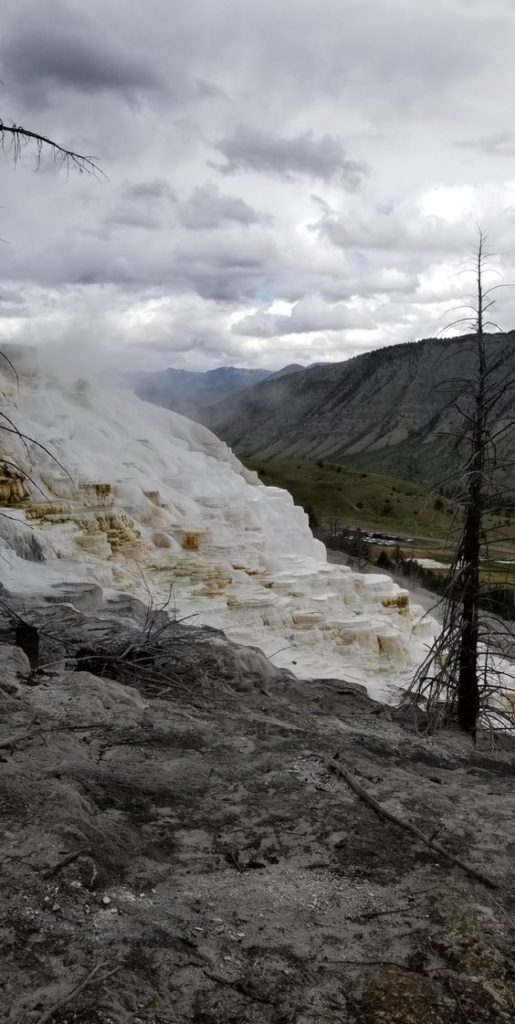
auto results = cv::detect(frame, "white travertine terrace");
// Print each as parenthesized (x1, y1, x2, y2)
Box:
(0, 351, 435, 701)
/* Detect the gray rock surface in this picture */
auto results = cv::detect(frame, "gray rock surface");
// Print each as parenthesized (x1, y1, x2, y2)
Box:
(1, 590, 514, 1023)
(0, 643, 30, 695)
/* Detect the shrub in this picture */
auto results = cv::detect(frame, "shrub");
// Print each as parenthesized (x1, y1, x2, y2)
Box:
(305, 504, 319, 530)
(376, 550, 392, 569)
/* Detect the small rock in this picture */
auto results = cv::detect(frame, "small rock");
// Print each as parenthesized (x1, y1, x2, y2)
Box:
(102, 895, 111, 906)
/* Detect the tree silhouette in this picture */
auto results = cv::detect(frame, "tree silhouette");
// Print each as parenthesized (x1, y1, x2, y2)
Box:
(403, 233, 515, 738)
(0, 112, 101, 529)
(0, 117, 101, 175)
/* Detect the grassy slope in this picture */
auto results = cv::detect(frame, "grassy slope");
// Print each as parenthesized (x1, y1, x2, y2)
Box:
(245, 458, 457, 539)
(246, 459, 515, 583)
(337, 436, 459, 488)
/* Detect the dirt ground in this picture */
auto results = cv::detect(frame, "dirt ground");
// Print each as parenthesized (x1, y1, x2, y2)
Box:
(2, 596, 515, 1023)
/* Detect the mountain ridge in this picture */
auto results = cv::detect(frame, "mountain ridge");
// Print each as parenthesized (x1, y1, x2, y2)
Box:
(131, 364, 271, 419)
(203, 331, 515, 483)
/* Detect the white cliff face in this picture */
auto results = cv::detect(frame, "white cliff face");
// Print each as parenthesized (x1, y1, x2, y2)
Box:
(0, 354, 435, 701)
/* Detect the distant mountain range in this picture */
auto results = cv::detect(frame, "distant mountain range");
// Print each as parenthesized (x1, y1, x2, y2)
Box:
(130, 335, 515, 487)
(131, 363, 307, 418)
(131, 366, 271, 419)
(201, 332, 515, 486)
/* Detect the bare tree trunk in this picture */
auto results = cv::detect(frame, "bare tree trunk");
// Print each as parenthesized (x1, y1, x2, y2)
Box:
(457, 480, 481, 733)
(401, 233, 512, 738)
(457, 240, 485, 736)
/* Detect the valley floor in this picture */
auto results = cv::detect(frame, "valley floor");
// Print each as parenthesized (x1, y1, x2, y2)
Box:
(2, 596, 515, 1023)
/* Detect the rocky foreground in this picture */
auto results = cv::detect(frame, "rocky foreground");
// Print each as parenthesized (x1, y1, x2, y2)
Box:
(2, 589, 515, 1024)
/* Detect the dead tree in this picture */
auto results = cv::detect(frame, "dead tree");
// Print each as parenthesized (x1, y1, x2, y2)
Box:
(0, 117, 101, 176)
(456, 239, 486, 734)
(404, 234, 515, 737)
(0, 113, 101, 582)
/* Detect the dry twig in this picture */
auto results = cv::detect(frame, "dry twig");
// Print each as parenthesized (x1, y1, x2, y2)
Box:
(328, 755, 500, 890)
(201, 969, 273, 1006)
(32, 963, 121, 1024)
(44, 847, 91, 879)
(0, 729, 35, 751)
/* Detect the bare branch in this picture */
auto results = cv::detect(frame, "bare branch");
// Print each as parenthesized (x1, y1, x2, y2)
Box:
(0, 118, 104, 178)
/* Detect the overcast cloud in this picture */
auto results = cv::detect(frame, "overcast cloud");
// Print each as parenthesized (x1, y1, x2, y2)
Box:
(1, 0, 515, 372)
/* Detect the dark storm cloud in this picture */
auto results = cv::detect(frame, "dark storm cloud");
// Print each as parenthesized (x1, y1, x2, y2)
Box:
(2, 9, 163, 103)
(0, 287, 28, 317)
(194, 79, 228, 101)
(178, 184, 269, 229)
(3, 193, 279, 301)
(109, 179, 177, 230)
(122, 180, 177, 203)
(0, 287, 27, 307)
(2, 0, 515, 371)
(212, 126, 367, 185)
(171, 230, 279, 301)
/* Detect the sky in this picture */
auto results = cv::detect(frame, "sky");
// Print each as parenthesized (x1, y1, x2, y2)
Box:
(1, 0, 515, 372)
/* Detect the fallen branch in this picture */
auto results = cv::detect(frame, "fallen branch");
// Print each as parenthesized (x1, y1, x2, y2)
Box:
(328, 755, 500, 890)
(33, 963, 121, 1024)
(44, 846, 91, 879)
(201, 969, 273, 1006)
(0, 722, 111, 752)
(320, 958, 427, 974)
(0, 729, 35, 751)
(226, 850, 244, 873)
(351, 903, 417, 922)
